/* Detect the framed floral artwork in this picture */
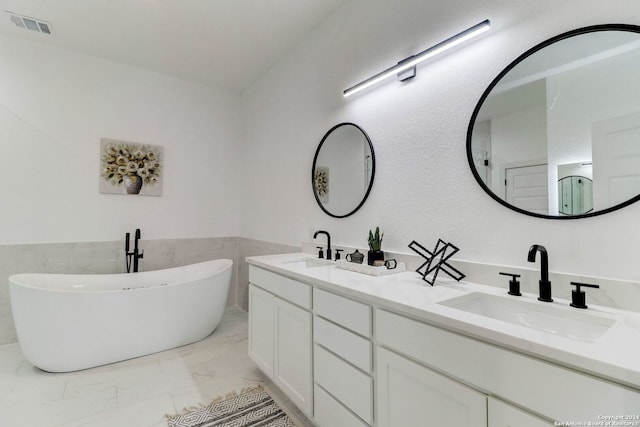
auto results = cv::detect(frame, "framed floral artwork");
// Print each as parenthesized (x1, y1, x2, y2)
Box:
(314, 166, 329, 203)
(99, 138, 163, 196)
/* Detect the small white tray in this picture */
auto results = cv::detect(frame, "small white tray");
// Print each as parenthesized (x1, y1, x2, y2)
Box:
(336, 260, 406, 276)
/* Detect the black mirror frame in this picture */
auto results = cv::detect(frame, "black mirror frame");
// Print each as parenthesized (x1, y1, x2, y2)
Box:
(466, 23, 640, 220)
(312, 122, 376, 218)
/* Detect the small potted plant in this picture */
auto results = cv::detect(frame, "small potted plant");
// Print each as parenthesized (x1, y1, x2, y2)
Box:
(367, 226, 384, 266)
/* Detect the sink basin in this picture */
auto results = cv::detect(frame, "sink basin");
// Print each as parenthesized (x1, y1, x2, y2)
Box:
(280, 257, 334, 268)
(438, 292, 616, 342)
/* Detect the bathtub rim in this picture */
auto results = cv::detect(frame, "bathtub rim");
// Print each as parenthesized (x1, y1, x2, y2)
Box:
(8, 258, 233, 293)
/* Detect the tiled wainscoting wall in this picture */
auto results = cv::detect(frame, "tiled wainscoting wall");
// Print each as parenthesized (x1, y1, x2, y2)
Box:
(0, 237, 297, 346)
(4, 237, 638, 346)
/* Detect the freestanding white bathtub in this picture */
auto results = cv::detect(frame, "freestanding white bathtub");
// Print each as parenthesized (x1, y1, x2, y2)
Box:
(9, 259, 232, 372)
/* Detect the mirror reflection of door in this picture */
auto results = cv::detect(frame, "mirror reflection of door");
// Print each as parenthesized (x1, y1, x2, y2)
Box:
(505, 163, 548, 215)
(592, 111, 640, 210)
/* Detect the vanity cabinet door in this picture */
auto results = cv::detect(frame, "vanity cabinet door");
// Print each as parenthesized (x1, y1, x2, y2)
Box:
(248, 284, 274, 377)
(273, 297, 313, 416)
(377, 347, 487, 427)
(488, 397, 554, 427)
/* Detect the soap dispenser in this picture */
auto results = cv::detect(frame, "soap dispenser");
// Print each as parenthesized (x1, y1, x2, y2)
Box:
(346, 249, 364, 264)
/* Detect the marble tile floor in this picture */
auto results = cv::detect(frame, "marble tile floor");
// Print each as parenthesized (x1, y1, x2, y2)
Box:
(0, 307, 314, 427)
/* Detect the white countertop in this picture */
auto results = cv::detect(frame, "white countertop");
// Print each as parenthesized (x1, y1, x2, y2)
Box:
(246, 252, 640, 390)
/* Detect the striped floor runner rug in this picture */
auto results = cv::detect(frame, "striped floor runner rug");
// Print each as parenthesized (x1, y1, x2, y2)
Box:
(167, 386, 297, 427)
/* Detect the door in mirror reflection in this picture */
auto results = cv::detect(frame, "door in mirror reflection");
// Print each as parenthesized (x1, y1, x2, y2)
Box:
(312, 123, 375, 218)
(467, 24, 640, 219)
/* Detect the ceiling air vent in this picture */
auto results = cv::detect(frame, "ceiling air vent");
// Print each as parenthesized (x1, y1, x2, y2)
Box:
(6, 11, 52, 35)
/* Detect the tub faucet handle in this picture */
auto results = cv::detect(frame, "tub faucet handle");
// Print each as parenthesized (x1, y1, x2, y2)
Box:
(125, 228, 144, 273)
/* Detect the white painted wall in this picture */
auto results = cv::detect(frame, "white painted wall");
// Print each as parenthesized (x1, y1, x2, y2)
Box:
(490, 103, 547, 199)
(0, 33, 242, 244)
(240, 0, 640, 282)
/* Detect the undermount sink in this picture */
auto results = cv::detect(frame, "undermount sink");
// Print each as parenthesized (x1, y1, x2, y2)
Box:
(280, 257, 334, 268)
(439, 292, 616, 342)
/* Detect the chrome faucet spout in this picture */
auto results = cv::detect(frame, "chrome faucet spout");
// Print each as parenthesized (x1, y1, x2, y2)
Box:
(527, 244, 552, 302)
(313, 230, 332, 260)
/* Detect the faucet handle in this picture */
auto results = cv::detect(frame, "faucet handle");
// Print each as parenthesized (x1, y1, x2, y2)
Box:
(569, 282, 599, 309)
(499, 272, 521, 296)
(316, 246, 325, 259)
(334, 249, 344, 261)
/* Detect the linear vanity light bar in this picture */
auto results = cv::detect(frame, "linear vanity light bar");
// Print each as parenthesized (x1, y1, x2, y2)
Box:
(343, 19, 491, 97)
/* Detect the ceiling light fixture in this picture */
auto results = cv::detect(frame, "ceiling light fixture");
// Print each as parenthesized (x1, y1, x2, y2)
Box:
(343, 20, 490, 97)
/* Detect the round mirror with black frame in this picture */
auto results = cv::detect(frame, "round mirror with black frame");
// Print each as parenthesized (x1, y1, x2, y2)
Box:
(312, 122, 375, 218)
(467, 24, 640, 219)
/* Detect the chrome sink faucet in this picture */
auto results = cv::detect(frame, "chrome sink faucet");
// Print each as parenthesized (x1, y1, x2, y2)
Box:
(313, 230, 331, 260)
(527, 244, 553, 302)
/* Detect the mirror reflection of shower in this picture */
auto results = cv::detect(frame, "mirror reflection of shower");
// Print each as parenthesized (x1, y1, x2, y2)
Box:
(558, 162, 593, 215)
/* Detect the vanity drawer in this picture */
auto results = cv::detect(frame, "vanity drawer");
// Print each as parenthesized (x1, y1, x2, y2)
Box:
(313, 288, 371, 337)
(314, 315, 372, 373)
(314, 345, 373, 424)
(314, 384, 369, 427)
(249, 266, 311, 309)
(375, 309, 640, 422)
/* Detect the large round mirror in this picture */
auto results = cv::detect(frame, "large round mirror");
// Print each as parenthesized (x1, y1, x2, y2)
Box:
(467, 24, 640, 219)
(312, 123, 375, 218)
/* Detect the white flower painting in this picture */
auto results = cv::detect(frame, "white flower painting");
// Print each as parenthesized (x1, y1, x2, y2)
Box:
(314, 166, 329, 203)
(99, 138, 163, 196)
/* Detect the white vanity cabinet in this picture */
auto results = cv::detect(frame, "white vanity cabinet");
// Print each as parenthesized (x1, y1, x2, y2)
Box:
(248, 284, 274, 376)
(376, 346, 487, 427)
(376, 308, 637, 426)
(377, 345, 553, 427)
(313, 288, 373, 427)
(488, 397, 553, 427)
(248, 266, 313, 416)
(247, 256, 639, 427)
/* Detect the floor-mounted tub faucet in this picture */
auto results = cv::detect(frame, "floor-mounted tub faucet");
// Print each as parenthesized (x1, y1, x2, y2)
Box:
(125, 228, 144, 273)
(313, 230, 331, 260)
(527, 244, 552, 302)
